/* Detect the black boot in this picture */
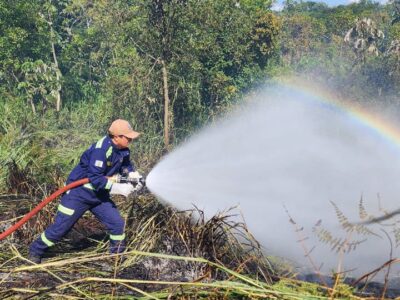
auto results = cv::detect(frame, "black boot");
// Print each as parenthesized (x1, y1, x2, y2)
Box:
(28, 254, 42, 264)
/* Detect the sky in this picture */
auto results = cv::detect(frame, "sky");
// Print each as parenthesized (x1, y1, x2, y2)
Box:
(272, 0, 389, 11)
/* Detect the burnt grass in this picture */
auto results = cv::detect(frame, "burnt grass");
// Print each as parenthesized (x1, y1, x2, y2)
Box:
(0, 187, 278, 298)
(1, 166, 399, 299)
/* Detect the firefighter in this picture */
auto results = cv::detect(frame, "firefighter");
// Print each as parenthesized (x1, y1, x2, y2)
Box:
(28, 119, 143, 263)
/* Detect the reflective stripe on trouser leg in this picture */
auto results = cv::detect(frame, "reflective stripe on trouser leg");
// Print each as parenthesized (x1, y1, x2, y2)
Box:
(41, 232, 55, 247)
(29, 232, 56, 257)
(58, 203, 75, 215)
(110, 233, 125, 241)
(110, 233, 126, 253)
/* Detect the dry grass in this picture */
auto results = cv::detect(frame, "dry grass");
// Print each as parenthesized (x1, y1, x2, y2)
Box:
(0, 166, 368, 299)
(0, 187, 284, 299)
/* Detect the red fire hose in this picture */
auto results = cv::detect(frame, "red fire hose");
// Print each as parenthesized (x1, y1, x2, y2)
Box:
(0, 178, 89, 241)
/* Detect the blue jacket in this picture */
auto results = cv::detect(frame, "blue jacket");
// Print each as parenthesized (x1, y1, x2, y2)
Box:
(67, 136, 135, 191)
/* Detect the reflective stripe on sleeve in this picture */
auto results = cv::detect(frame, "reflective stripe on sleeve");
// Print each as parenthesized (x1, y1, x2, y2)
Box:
(105, 180, 113, 190)
(110, 233, 125, 241)
(58, 204, 74, 216)
(41, 232, 55, 247)
(83, 183, 95, 190)
(96, 136, 106, 148)
(106, 146, 113, 159)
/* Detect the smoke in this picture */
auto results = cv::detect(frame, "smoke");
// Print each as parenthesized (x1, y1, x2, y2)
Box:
(146, 84, 400, 280)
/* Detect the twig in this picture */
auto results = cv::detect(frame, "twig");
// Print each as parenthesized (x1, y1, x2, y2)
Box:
(381, 229, 393, 300)
(353, 258, 400, 286)
(330, 231, 352, 300)
(284, 205, 328, 287)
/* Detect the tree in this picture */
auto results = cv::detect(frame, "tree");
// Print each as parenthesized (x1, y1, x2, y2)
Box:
(111, 0, 280, 148)
(0, 0, 70, 112)
(344, 17, 384, 64)
(8, 0, 279, 148)
(18, 60, 61, 114)
(38, 1, 65, 112)
(0, 1, 49, 96)
(144, 0, 186, 149)
(280, 14, 327, 65)
(385, 39, 400, 81)
(390, 0, 400, 25)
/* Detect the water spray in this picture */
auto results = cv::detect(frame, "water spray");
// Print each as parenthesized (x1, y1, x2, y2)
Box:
(145, 83, 400, 279)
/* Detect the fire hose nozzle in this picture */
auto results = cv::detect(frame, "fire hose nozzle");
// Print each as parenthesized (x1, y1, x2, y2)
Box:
(118, 175, 146, 187)
(134, 176, 146, 187)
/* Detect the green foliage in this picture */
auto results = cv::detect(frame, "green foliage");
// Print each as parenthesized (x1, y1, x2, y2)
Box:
(390, 0, 400, 25)
(80, 0, 281, 138)
(280, 13, 328, 67)
(273, 278, 327, 298)
(273, 277, 356, 299)
(0, 2, 49, 93)
(276, 0, 400, 104)
(0, 96, 102, 191)
(344, 17, 385, 63)
(0, 0, 281, 190)
(18, 60, 61, 113)
(1, 0, 399, 194)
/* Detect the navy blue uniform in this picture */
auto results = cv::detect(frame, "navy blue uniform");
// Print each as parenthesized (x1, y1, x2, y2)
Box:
(30, 136, 135, 257)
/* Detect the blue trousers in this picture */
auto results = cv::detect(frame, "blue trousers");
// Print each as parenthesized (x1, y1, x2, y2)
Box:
(30, 186, 125, 257)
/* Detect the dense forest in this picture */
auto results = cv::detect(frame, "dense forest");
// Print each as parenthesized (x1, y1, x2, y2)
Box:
(2, 0, 400, 298)
(1, 0, 400, 191)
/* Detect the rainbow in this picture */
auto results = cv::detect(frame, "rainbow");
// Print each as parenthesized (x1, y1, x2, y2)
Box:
(274, 77, 400, 150)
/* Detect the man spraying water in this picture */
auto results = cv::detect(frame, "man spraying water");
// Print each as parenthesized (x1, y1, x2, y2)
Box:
(28, 119, 144, 263)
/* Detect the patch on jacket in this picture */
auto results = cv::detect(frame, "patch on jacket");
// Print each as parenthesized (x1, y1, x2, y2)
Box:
(95, 160, 104, 168)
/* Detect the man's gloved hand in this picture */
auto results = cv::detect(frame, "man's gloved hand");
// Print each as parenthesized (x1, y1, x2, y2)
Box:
(128, 171, 142, 180)
(110, 183, 135, 197)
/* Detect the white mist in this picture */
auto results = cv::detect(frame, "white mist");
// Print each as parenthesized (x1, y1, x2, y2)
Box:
(146, 85, 400, 279)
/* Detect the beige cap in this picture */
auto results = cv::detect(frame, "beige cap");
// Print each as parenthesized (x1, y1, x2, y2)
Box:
(108, 119, 140, 139)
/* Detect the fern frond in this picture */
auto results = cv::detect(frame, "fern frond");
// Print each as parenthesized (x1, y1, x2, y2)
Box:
(313, 225, 366, 254)
(358, 196, 368, 220)
(393, 227, 400, 247)
(330, 201, 349, 230)
(330, 201, 380, 237)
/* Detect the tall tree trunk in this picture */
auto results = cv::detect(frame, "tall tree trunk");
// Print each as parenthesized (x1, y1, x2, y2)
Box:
(29, 98, 36, 114)
(161, 59, 171, 149)
(48, 10, 62, 112)
(51, 29, 62, 112)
